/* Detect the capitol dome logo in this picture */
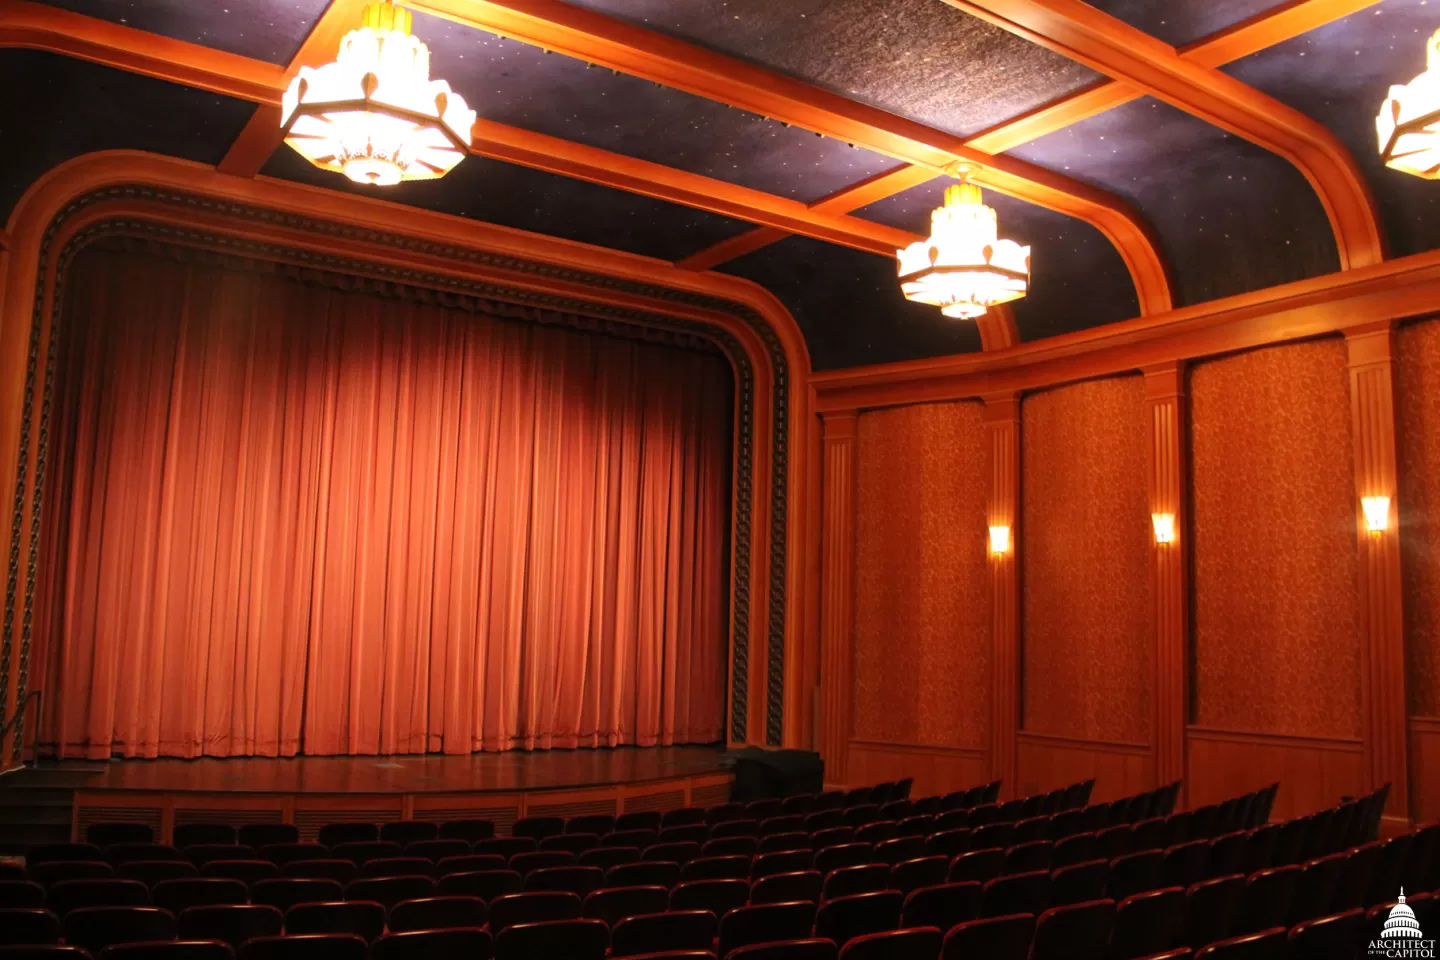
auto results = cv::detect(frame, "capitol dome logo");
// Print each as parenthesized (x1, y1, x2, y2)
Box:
(1370, 890, 1437, 958)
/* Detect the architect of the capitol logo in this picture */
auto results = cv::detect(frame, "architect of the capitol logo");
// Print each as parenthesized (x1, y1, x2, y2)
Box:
(1370, 890, 1437, 958)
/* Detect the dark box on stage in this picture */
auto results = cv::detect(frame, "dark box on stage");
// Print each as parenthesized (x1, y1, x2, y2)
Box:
(725, 747, 823, 801)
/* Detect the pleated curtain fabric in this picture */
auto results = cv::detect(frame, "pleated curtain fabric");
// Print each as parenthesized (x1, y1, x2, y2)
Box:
(32, 245, 731, 758)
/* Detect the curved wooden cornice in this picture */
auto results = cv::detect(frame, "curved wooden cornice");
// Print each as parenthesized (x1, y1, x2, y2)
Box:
(407, 0, 1173, 317)
(942, 0, 1386, 269)
(0, 1, 921, 262)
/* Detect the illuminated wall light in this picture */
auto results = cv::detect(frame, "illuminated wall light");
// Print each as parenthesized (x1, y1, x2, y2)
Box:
(988, 525, 1011, 555)
(1152, 513, 1177, 545)
(1362, 496, 1391, 535)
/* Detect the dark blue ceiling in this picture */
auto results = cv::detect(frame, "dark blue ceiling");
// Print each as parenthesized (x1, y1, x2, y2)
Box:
(0, 50, 257, 223)
(262, 145, 754, 263)
(31, 0, 331, 65)
(562, 0, 1100, 138)
(856, 178, 1141, 340)
(411, 11, 902, 204)
(1081, 0, 1286, 48)
(1007, 96, 1341, 307)
(719, 235, 984, 370)
(1225, 0, 1440, 259)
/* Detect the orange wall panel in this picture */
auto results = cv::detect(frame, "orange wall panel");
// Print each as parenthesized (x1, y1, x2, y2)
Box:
(852, 401, 990, 748)
(1189, 339, 1362, 739)
(1015, 733, 1153, 803)
(1020, 377, 1151, 744)
(1397, 318, 1440, 717)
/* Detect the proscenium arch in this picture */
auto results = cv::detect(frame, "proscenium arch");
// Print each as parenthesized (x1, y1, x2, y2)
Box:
(0, 150, 813, 762)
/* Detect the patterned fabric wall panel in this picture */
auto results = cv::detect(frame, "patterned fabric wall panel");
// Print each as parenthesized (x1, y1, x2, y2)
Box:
(1189, 339, 1362, 739)
(1020, 376, 1151, 743)
(853, 401, 990, 748)
(1397, 318, 1440, 717)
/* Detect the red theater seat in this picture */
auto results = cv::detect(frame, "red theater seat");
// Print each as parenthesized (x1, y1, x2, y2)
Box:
(940, 913, 1035, 960)
(582, 886, 670, 928)
(0, 909, 62, 946)
(369, 929, 492, 960)
(116, 864, 198, 887)
(717, 902, 817, 958)
(283, 901, 384, 942)
(176, 905, 284, 948)
(610, 911, 716, 958)
(836, 927, 941, 960)
(494, 918, 607, 960)
(98, 943, 236, 960)
(235, 934, 368, 960)
(385, 895, 488, 933)
(62, 906, 176, 955)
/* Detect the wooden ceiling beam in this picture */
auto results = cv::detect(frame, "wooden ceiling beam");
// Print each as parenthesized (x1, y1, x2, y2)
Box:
(0, 0, 922, 261)
(941, 0, 1385, 268)
(407, 0, 1174, 317)
(685, 0, 1382, 270)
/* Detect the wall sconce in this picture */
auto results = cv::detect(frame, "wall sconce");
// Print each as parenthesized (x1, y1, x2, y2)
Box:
(1362, 496, 1391, 535)
(1152, 513, 1176, 545)
(988, 525, 1011, 555)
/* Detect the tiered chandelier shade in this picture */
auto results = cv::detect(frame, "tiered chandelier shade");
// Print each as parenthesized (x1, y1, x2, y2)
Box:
(281, 2, 476, 186)
(897, 183, 1030, 320)
(1378, 28, 1440, 179)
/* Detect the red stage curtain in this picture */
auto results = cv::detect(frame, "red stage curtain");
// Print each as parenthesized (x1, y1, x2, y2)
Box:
(33, 244, 732, 758)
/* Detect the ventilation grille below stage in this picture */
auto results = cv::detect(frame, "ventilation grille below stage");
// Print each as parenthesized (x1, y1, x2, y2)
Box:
(417, 804, 521, 836)
(621, 790, 685, 813)
(78, 807, 162, 838)
(295, 807, 403, 840)
(526, 797, 619, 820)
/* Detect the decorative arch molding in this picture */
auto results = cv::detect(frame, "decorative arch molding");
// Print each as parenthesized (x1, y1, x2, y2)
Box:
(0, 150, 813, 761)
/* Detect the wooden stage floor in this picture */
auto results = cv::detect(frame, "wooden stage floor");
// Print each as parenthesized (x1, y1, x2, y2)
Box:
(79, 744, 729, 794)
(66, 745, 735, 841)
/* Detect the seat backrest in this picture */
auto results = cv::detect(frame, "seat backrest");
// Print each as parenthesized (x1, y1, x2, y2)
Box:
(900, 881, 981, 931)
(604, 862, 680, 891)
(700, 837, 757, 859)
(1050, 859, 1109, 907)
(105, 845, 183, 866)
(1288, 909, 1362, 958)
(378, 822, 438, 847)
(577, 847, 643, 871)
(27, 862, 114, 887)
(496, 918, 608, 960)
(1289, 853, 1346, 925)
(385, 894, 488, 933)
(821, 864, 892, 901)
(330, 842, 402, 867)
(48, 879, 150, 916)
(668, 878, 749, 917)
(235, 933, 369, 960)
(981, 870, 1050, 919)
(947, 848, 1003, 886)
(1193, 928, 1287, 960)
(487, 891, 583, 935)
(507, 851, 573, 875)
(613, 813, 662, 834)
(836, 926, 942, 960)
(434, 869, 522, 901)
(86, 825, 154, 847)
(175, 904, 283, 947)
(259, 844, 327, 867)
(1052, 833, 1098, 869)
(404, 840, 470, 863)
(890, 857, 948, 895)
(283, 900, 386, 941)
(1111, 887, 1185, 960)
(749, 870, 823, 906)
(368, 927, 492, 960)
(437, 820, 495, 844)
(567, 815, 616, 837)
(523, 866, 604, 897)
(726, 938, 838, 960)
(317, 824, 378, 848)
(1363, 835, 1409, 909)
(1161, 841, 1211, 890)
(581, 885, 669, 927)
(62, 905, 176, 954)
(1031, 899, 1116, 960)
(718, 901, 817, 958)
(236, 826, 300, 849)
(610, 910, 717, 958)
(248, 878, 345, 913)
(27, 845, 104, 867)
(342, 875, 435, 909)
(96, 941, 235, 960)
(184, 845, 257, 868)
(939, 913, 1035, 960)
(814, 891, 903, 947)
(1181, 875, 1245, 947)
(1236, 866, 1300, 935)
(173, 825, 238, 848)
(1107, 851, 1163, 902)
(0, 907, 63, 946)
(151, 878, 247, 914)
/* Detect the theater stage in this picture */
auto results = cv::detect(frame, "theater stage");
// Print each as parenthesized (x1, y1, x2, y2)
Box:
(67, 745, 732, 844)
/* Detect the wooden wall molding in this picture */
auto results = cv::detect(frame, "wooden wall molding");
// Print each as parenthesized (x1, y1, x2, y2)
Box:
(1346, 325, 1410, 827)
(1015, 731, 1150, 753)
(817, 412, 858, 785)
(1408, 716, 1440, 823)
(0, 150, 812, 766)
(1144, 361, 1189, 802)
(1187, 726, 1366, 819)
(985, 394, 1021, 798)
(943, 0, 1385, 269)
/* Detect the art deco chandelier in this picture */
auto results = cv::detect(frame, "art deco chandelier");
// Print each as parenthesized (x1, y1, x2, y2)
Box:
(1378, 27, 1440, 179)
(281, 1, 476, 186)
(897, 176, 1031, 320)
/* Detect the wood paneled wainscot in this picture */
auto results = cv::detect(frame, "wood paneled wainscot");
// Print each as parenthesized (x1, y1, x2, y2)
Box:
(1187, 728, 1366, 821)
(847, 741, 989, 798)
(1015, 733, 1153, 803)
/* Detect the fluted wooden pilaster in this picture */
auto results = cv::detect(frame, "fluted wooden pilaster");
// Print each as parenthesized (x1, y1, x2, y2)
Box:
(818, 412, 857, 786)
(985, 394, 1020, 798)
(1347, 326, 1409, 826)
(1144, 362, 1189, 801)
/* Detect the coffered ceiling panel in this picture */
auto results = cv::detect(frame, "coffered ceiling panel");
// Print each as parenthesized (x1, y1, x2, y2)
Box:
(855, 178, 1140, 340)
(1225, 0, 1440, 258)
(412, 11, 902, 203)
(719, 235, 983, 370)
(30, 0, 333, 64)
(562, 0, 1101, 138)
(261, 145, 756, 263)
(0, 50, 258, 222)
(1008, 96, 1341, 307)
(1081, 0, 1287, 47)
